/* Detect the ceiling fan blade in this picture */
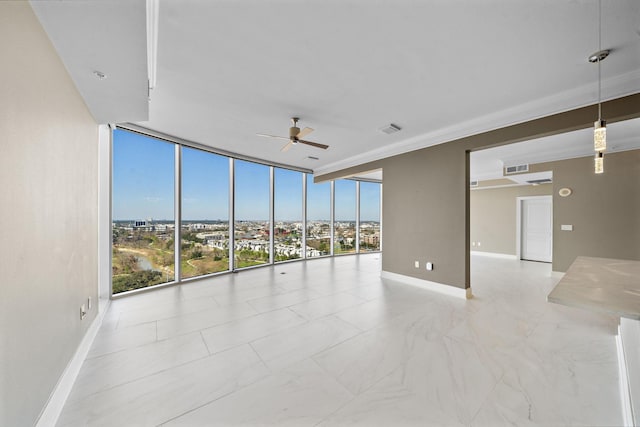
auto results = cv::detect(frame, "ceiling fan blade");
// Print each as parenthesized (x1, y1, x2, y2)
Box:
(296, 127, 314, 139)
(281, 141, 294, 152)
(298, 139, 329, 150)
(256, 133, 289, 140)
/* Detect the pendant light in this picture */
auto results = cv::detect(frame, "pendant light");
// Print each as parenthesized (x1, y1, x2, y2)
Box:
(589, 0, 609, 173)
(595, 152, 604, 174)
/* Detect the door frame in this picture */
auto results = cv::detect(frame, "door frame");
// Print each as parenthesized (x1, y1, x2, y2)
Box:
(516, 195, 553, 261)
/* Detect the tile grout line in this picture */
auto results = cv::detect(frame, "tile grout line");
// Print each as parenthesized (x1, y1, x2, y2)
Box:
(247, 341, 272, 373)
(63, 350, 216, 406)
(85, 324, 159, 361)
(199, 330, 212, 355)
(154, 362, 272, 427)
(115, 296, 221, 329)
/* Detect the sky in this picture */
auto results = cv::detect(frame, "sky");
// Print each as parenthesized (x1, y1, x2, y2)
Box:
(112, 129, 380, 221)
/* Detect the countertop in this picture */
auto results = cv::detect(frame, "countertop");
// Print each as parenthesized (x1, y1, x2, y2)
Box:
(548, 256, 640, 320)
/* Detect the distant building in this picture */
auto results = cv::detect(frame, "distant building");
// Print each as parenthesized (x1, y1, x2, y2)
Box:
(362, 233, 380, 246)
(133, 219, 154, 232)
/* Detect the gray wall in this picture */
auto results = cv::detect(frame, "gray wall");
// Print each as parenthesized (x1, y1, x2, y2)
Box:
(317, 94, 640, 290)
(382, 143, 468, 288)
(470, 184, 552, 256)
(0, 3, 98, 426)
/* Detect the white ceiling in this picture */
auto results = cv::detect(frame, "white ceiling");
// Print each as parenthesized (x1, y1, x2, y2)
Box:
(471, 117, 640, 181)
(31, 0, 149, 124)
(31, 0, 640, 176)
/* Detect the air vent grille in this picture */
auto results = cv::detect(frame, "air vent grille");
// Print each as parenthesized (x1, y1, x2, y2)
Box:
(379, 123, 401, 134)
(505, 164, 529, 174)
(526, 178, 552, 185)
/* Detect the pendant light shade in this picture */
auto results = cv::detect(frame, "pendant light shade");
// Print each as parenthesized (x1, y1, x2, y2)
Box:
(595, 152, 604, 174)
(594, 120, 606, 152)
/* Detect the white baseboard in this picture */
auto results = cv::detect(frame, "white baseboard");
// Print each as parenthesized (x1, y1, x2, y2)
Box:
(470, 251, 517, 260)
(616, 327, 635, 427)
(381, 270, 472, 299)
(35, 298, 110, 427)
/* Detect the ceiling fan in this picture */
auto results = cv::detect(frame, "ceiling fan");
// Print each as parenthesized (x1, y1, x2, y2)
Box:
(257, 117, 329, 152)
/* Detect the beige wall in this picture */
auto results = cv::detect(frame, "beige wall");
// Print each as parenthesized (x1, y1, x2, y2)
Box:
(382, 143, 468, 288)
(549, 151, 640, 271)
(0, 3, 98, 426)
(469, 150, 640, 271)
(504, 151, 640, 270)
(317, 93, 640, 290)
(470, 184, 552, 256)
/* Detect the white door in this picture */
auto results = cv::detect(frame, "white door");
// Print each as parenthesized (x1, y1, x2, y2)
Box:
(521, 197, 552, 262)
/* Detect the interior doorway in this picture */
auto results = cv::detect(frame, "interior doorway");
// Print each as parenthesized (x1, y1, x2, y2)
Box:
(517, 196, 552, 263)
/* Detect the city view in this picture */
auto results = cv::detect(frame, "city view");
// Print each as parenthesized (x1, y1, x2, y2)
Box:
(112, 219, 380, 293)
(112, 129, 381, 294)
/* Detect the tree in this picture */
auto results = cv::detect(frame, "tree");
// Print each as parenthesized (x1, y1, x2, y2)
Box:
(112, 270, 163, 293)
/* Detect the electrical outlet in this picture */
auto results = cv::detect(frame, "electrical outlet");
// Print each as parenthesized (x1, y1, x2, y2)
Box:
(80, 304, 86, 320)
(87, 297, 92, 310)
(477, 242, 481, 247)
(472, 242, 476, 247)
(414, 261, 419, 268)
(426, 262, 434, 271)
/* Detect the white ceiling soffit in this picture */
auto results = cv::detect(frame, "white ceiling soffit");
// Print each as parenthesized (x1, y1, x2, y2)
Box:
(351, 170, 383, 182)
(507, 171, 553, 186)
(30, 0, 149, 124)
(470, 117, 640, 181)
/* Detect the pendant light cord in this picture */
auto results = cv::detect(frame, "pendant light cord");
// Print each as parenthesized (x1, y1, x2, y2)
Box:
(598, 0, 602, 121)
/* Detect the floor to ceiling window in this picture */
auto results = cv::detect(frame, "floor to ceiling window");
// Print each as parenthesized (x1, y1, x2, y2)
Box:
(306, 175, 331, 257)
(234, 159, 270, 268)
(359, 182, 381, 252)
(111, 128, 381, 295)
(180, 147, 230, 279)
(334, 179, 357, 255)
(111, 129, 176, 294)
(274, 168, 303, 262)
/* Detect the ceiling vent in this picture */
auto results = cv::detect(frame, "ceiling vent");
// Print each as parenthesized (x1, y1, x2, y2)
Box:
(505, 164, 529, 174)
(379, 123, 401, 134)
(470, 180, 479, 187)
(526, 178, 552, 185)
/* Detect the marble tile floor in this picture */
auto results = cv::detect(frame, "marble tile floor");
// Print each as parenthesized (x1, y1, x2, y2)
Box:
(57, 254, 623, 426)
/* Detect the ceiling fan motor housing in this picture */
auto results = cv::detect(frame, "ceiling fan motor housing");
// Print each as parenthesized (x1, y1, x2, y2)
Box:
(289, 126, 300, 139)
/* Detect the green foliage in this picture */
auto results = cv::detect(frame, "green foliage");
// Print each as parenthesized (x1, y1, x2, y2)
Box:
(182, 231, 203, 243)
(275, 253, 300, 262)
(190, 248, 203, 259)
(111, 249, 138, 275)
(160, 252, 174, 267)
(360, 242, 379, 250)
(113, 270, 163, 293)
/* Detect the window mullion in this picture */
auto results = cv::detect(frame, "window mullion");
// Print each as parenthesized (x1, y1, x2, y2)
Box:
(174, 144, 182, 282)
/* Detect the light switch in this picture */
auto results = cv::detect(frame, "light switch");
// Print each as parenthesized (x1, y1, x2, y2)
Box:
(561, 224, 573, 231)
(426, 262, 433, 271)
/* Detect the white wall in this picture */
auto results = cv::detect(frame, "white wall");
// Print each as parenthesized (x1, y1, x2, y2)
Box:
(0, 3, 98, 426)
(621, 318, 640, 424)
